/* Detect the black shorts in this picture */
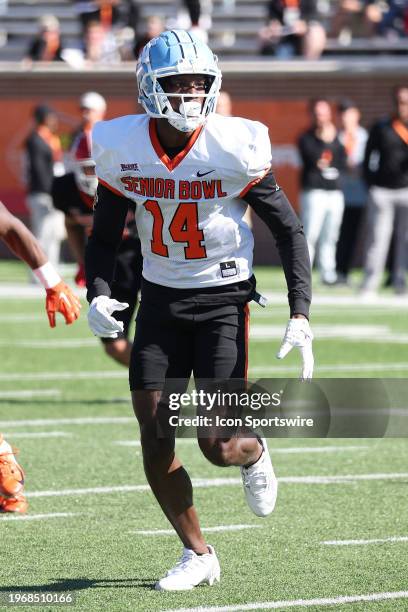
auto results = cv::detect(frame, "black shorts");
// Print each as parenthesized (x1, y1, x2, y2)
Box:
(129, 277, 255, 390)
(101, 236, 143, 344)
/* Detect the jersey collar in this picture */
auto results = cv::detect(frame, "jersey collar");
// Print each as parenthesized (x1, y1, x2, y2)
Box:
(149, 118, 203, 172)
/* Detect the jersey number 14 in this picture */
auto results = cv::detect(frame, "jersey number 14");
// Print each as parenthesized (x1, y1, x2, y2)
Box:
(144, 199, 207, 259)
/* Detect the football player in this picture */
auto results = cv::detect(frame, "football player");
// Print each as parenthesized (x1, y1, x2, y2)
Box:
(0, 200, 81, 512)
(52, 133, 142, 366)
(85, 30, 313, 590)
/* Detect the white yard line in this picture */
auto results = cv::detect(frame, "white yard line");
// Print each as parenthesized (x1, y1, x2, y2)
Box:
(322, 536, 408, 546)
(114, 441, 368, 454)
(0, 370, 127, 382)
(264, 293, 408, 307)
(0, 285, 86, 298)
(0, 512, 81, 522)
(270, 445, 369, 454)
(132, 524, 262, 536)
(6, 327, 408, 347)
(25, 472, 408, 499)
(0, 389, 61, 399)
(0, 416, 134, 428)
(0, 314, 43, 322)
(250, 324, 408, 343)
(164, 591, 408, 612)
(250, 362, 408, 374)
(2, 431, 73, 439)
(0, 339, 97, 349)
(1, 361, 408, 383)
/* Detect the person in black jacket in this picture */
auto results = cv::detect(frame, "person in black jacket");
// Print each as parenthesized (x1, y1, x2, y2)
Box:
(361, 85, 408, 295)
(24, 15, 65, 64)
(298, 97, 347, 285)
(25, 105, 66, 268)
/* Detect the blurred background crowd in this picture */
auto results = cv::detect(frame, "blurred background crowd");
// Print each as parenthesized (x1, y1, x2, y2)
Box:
(0, 0, 407, 63)
(0, 0, 407, 296)
(20, 85, 408, 297)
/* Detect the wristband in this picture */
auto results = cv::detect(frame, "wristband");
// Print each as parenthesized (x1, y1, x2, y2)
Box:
(33, 261, 61, 289)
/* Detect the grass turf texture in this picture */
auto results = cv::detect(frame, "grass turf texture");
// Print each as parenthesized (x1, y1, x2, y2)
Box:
(0, 262, 407, 611)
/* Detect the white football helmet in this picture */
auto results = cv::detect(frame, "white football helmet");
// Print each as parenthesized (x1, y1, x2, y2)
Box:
(136, 29, 222, 133)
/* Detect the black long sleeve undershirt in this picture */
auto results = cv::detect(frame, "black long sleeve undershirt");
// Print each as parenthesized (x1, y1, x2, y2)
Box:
(86, 173, 312, 317)
(85, 184, 130, 302)
(243, 170, 311, 318)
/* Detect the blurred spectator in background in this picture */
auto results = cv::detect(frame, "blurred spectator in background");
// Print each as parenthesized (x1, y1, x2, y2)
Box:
(331, 1, 379, 43)
(72, 0, 121, 34)
(361, 85, 408, 295)
(299, 98, 346, 285)
(0, 0, 8, 48)
(25, 15, 65, 64)
(83, 19, 121, 64)
(371, 0, 408, 38)
(216, 90, 232, 116)
(64, 91, 107, 285)
(336, 99, 368, 285)
(331, 1, 408, 44)
(134, 16, 165, 59)
(259, 0, 327, 59)
(73, 91, 107, 146)
(25, 105, 66, 269)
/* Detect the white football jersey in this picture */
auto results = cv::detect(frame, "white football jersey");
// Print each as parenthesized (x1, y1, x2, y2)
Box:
(92, 113, 271, 288)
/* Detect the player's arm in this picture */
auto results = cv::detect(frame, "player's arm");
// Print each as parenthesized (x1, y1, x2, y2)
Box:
(242, 171, 314, 379)
(0, 201, 80, 327)
(85, 183, 131, 338)
(0, 200, 47, 269)
(243, 170, 311, 318)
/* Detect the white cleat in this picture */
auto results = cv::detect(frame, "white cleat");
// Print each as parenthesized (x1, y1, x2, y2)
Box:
(155, 545, 220, 591)
(240, 437, 278, 517)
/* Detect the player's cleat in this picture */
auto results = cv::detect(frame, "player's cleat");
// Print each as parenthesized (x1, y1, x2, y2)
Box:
(155, 545, 220, 591)
(240, 437, 278, 517)
(0, 435, 25, 498)
(0, 493, 28, 513)
(74, 263, 86, 287)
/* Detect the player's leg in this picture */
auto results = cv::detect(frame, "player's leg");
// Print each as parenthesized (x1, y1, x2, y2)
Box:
(0, 434, 28, 513)
(130, 296, 207, 552)
(391, 189, 408, 292)
(301, 189, 329, 266)
(194, 304, 277, 517)
(194, 306, 261, 467)
(361, 186, 395, 293)
(130, 291, 219, 590)
(318, 190, 345, 284)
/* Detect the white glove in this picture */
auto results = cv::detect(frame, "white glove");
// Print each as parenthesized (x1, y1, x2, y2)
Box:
(87, 295, 129, 338)
(277, 318, 314, 380)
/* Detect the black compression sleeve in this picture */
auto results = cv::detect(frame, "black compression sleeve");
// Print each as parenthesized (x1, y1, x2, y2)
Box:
(243, 170, 312, 318)
(85, 184, 130, 302)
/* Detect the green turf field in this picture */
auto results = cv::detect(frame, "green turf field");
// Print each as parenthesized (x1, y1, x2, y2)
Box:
(0, 262, 407, 611)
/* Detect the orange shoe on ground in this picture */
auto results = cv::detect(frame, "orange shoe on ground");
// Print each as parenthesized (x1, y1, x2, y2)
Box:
(0, 434, 25, 498)
(0, 493, 28, 513)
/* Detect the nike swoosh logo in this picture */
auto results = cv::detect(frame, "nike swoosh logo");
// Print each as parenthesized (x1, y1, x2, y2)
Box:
(197, 170, 215, 177)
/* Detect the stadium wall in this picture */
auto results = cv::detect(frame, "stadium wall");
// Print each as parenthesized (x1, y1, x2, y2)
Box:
(0, 59, 406, 264)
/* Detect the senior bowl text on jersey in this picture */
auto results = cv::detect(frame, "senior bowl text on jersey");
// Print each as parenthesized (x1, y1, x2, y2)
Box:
(92, 113, 271, 288)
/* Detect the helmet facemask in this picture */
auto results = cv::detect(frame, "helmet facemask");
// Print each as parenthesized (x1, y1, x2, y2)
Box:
(136, 31, 222, 133)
